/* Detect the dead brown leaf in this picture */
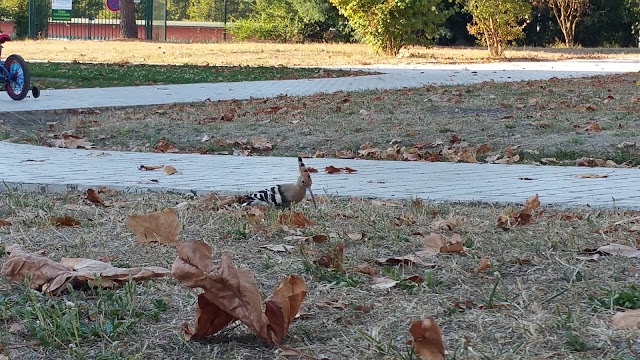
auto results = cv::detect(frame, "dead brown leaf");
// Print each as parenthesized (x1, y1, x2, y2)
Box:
(315, 242, 344, 273)
(476, 257, 491, 273)
(0, 219, 12, 226)
(476, 143, 491, 154)
(429, 218, 457, 231)
(577, 173, 609, 179)
(309, 234, 329, 244)
(86, 188, 104, 206)
(138, 164, 164, 171)
(163, 165, 178, 175)
(1, 244, 169, 295)
(49, 215, 81, 227)
(278, 211, 316, 228)
(171, 241, 307, 345)
(153, 139, 179, 153)
(354, 264, 377, 276)
(409, 318, 445, 360)
(125, 208, 179, 245)
(375, 254, 431, 267)
(422, 233, 464, 255)
(325, 165, 342, 174)
(612, 309, 640, 329)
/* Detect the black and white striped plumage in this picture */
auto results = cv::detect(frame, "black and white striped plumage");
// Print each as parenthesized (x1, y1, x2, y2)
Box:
(241, 157, 316, 208)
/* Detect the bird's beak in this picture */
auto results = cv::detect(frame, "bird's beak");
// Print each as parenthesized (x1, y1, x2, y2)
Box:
(308, 188, 317, 209)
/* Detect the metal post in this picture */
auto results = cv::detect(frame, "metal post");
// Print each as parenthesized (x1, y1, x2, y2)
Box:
(28, 0, 32, 38)
(223, 0, 227, 41)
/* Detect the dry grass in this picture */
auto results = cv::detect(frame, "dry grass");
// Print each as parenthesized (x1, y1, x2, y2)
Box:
(7, 40, 640, 66)
(1, 190, 639, 359)
(7, 72, 640, 165)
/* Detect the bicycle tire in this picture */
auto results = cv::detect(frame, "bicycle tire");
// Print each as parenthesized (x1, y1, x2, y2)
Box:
(4, 54, 30, 100)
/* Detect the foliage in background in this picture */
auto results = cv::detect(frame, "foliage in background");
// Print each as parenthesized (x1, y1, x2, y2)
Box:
(231, 0, 350, 42)
(462, 0, 531, 57)
(544, 0, 589, 47)
(0, 0, 28, 37)
(576, 0, 639, 47)
(329, 0, 452, 55)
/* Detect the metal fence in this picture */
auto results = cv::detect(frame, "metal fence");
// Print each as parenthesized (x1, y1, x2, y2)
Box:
(28, 0, 154, 40)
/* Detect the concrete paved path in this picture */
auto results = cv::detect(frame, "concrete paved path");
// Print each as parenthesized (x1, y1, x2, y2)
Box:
(2, 58, 639, 209)
(1, 142, 638, 209)
(2, 59, 640, 112)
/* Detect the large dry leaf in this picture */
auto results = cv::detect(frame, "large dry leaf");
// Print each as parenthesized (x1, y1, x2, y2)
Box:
(172, 241, 307, 345)
(1, 244, 169, 295)
(597, 243, 640, 257)
(422, 233, 464, 255)
(125, 208, 179, 244)
(409, 318, 445, 360)
(86, 188, 104, 206)
(612, 309, 640, 329)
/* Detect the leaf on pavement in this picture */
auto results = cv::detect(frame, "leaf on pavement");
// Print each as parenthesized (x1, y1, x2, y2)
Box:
(1, 244, 169, 295)
(138, 164, 164, 171)
(171, 241, 307, 345)
(125, 208, 179, 245)
(409, 317, 445, 360)
(163, 165, 179, 175)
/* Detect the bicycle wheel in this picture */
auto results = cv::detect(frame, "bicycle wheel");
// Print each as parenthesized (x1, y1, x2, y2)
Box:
(4, 54, 30, 100)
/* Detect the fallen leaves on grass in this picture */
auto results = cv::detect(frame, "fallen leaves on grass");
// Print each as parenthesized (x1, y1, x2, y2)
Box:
(49, 215, 81, 227)
(429, 218, 457, 231)
(577, 243, 640, 261)
(86, 188, 105, 206)
(0, 219, 11, 226)
(421, 233, 464, 255)
(171, 241, 307, 345)
(497, 194, 540, 229)
(375, 254, 434, 267)
(315, 242, 344, 273)
(370, 275, 423, 290)
(611, 309, 640, 329)
(574, 121, 601, 133)
(576, 157, 620, 168)
(1, 244, 169, 295)
(153, 139, 179, 153)
(475, 257, 491, 273)
(260, 244, 295, 253)
(125, 208, 179, 245)
(409, 318, 445, 360)
(278, 211, 316, 228)
(354, 264, 377, 276)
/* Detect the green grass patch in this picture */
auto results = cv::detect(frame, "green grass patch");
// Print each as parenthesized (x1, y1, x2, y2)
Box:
(27, 62, 371, 89)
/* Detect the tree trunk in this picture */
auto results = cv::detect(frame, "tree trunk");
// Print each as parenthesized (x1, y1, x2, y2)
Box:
(120, 0, 137, 38)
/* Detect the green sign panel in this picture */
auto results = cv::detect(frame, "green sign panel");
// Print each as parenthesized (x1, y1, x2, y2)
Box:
(51, 9, 72, 21)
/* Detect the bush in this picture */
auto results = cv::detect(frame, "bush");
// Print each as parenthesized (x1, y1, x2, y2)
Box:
(330, 0, 451, 55)
(0, 0, 28, 38)
(230, 0, 351, 42)
(462, 0, 531, 57)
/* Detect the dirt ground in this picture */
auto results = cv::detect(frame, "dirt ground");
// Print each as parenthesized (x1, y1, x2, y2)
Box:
(7, 40, 640, 66)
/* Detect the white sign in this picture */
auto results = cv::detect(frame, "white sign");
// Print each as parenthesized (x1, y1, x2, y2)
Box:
(52, 0, 72, 10)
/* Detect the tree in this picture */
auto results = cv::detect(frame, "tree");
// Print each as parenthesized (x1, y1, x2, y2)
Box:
(462, 0, 531, 57)
(544, 0, 589, 47)
(120, 0, 138, 38)
(329, 0, 452, 56)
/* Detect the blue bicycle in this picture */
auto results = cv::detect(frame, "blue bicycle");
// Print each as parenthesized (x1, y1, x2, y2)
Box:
(0, 33, 39, 100)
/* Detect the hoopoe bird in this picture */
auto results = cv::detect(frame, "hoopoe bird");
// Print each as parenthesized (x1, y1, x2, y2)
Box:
(241, 157, 317, 208)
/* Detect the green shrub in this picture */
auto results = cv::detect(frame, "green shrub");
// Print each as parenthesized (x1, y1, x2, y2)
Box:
(329, 0, 452, 56)
(462, 0, 531, 57)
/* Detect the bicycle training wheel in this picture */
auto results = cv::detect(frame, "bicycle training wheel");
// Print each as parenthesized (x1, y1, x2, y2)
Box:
(4, 54, 30, 100)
